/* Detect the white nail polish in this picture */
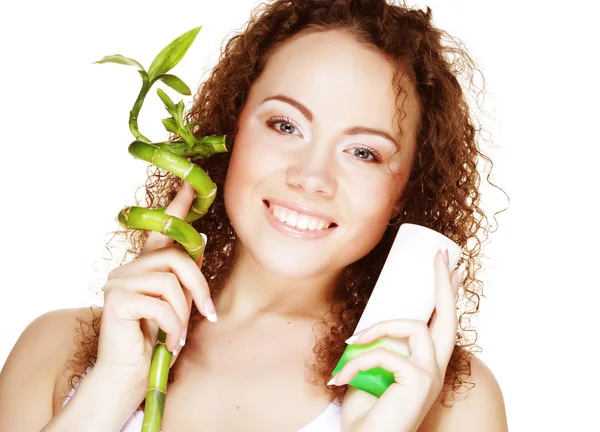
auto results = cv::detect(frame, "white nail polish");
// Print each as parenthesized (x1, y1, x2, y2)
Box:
(345, 334, 359, 344)
(345, 329, 367, 344)
(328, 373, 339, 385)
(204, 298, 218, 323)
(440, 245, 449, 266)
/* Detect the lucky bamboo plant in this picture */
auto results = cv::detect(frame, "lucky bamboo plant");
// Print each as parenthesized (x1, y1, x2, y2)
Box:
(94, 26, 227, 432)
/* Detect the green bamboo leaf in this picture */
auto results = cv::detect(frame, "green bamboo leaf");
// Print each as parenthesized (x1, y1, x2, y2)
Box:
(158, 74, 191, 95)
(175, 101, 185, 126)
(161, 118, 180, 135)
(147, 26, 202, 82)
(156, 88, 176, 110)
(93, 54, 145, 71)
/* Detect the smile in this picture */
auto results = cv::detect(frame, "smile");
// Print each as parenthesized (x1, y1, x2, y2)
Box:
(263, 200, 338, 239)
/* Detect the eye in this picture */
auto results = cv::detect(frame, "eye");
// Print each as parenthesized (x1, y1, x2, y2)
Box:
(349, 145, 383, 163)
(266, 116, 302, 137)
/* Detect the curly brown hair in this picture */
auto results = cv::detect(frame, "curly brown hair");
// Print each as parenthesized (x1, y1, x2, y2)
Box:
(66, 0, 508, 411)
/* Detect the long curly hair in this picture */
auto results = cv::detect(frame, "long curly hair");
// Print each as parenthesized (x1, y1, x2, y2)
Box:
(66, 0, 508, 411)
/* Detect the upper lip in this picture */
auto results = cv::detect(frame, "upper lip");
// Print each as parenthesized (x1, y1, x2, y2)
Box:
(265, 198, 337, 225)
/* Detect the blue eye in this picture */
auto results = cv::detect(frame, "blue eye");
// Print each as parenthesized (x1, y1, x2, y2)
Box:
(266, 116, 383, 163)
(266, 116, 302, 137)
(348, 145, 383, 163)
(351, 146, 380, 162)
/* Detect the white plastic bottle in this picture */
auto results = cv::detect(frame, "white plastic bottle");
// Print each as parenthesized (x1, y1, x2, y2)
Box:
(331, 223, 462, 397)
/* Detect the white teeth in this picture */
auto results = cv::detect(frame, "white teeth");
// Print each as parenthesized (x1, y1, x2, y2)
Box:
(273, 206, 280, 219)
(276, 205, 288, 222)
(269, 203, 331, 231)
(286, 211, 298, 227)
(296, 213, 311, 230)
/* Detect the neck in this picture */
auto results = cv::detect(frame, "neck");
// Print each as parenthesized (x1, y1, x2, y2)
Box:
(215, 240, 342, 324)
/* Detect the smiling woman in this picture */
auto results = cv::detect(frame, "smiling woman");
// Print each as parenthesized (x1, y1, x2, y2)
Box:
(224, 30, 421, 288)
(0, 0, 508, 431)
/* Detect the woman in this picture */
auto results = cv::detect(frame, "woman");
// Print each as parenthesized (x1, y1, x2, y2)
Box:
(0, 0, 508, 430)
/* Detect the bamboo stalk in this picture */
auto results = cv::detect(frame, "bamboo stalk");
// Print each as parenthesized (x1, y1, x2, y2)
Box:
(95, 26, 228, 431)
(119, 134, 226, 431)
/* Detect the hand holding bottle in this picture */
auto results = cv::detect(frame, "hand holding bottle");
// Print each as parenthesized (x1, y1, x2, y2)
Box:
(337, 249, 466, 432)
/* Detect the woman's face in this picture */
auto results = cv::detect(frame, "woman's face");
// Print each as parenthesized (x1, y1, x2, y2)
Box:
(224, 29, 420, 279)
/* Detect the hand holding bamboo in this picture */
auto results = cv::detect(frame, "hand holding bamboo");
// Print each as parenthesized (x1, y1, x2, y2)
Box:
(94, 26, 227, 432)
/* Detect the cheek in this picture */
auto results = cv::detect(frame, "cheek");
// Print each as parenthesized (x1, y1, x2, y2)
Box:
(351, 172, 405, 220)
(223, 141, 253, 223)
(344, 180, 394, 248)
(226, 128, 263, 189)
(228, 122, 282, 177)
(224, 127, 279, 215)
(224, 147, 244, 199)
(344, 171, 407, 254)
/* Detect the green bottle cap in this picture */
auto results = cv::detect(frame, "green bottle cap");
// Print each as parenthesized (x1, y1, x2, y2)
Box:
(331, 339, 407, 398)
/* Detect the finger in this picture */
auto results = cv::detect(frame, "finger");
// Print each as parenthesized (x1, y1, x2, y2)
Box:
(105, 289, 183, 352)
(429, 250, 459, 370)
(427, 263, 464, 329)
(347, 318, 437, 373)
(108, 246, 212, 321)
(330, 347, 423, 387)
(105, 272, 190, 335)
(452, 261, 467, 296)
(140, 317, 158, 346)
(196, 233, 207, 269)
(140, 180, 196, 256)
(170, 290, 193, 368)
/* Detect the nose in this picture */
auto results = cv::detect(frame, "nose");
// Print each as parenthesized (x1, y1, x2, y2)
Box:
(286, 147, 337, 197)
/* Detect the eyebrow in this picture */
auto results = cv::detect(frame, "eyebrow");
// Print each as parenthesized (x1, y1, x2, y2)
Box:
(261, 94, 400, 149)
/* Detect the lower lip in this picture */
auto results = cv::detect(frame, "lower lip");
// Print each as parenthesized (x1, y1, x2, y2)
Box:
(263, 201, 337, 239)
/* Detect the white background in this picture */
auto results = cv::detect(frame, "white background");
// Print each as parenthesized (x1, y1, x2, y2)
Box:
(1, 1, 598, 430)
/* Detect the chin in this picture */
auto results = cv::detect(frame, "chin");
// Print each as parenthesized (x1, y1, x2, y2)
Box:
(256, 250, 334, 280)
(233, 231, 336, 280)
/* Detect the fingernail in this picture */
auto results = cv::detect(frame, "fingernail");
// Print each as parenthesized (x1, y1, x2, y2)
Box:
(440, 245, 449, 266)
(204, 298, 218, 322)
(173, 346, 179, 357)
(457, 262, 467, 285)
(328, 373, 339, 386)
(200, 233, 207, 246)
(345, 328, 367, 344)
(180, 327, 188, 347)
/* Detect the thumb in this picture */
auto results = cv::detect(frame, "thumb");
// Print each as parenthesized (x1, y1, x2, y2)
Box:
(196, 232, 208, 269)
(141, 180, 197, 255)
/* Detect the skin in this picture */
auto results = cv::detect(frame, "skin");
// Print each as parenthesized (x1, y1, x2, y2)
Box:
(0, 28, 507, 432)
(215, 28, 506, 431)
(220, 28, 419, 323)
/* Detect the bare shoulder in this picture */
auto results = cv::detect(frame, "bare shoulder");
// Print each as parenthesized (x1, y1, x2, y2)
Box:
(0, 306, 100, 431)
(50, 306, 102, 412)
(419, 353, 508, 432)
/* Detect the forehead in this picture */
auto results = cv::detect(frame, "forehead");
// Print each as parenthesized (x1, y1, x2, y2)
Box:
(248, 29, 420, 143)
